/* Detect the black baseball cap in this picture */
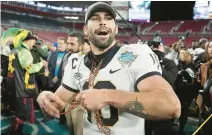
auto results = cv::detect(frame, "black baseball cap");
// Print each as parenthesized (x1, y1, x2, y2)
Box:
(24, 33, 37, 41)
(85, 2, 116, 23)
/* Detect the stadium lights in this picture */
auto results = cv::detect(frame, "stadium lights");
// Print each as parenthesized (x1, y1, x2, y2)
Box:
(64, 16, 79, 20)
(64, 16, 71, 19)
(70, 16, 79, 20)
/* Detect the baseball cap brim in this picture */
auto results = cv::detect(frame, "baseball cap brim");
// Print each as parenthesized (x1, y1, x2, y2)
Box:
(85, 2, 116, 23)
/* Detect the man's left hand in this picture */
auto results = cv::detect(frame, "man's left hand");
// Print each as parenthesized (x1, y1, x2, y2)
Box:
(75, 89, 108, 111)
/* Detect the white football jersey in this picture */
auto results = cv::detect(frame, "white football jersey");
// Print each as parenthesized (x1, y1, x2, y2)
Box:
(62, 44, 162, 135)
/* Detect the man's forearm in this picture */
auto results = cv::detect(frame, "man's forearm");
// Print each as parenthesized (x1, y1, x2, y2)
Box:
(28, 62, 43, 74)
(104, 89, 181, 120)
(54, 86, 77, 112)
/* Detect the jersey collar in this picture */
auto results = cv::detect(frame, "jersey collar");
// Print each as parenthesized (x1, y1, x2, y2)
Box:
(84, 44, 121, 70)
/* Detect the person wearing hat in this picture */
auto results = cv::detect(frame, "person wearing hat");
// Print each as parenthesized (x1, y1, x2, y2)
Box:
(199, 38, 208, 49)
(47, 42, 58, 62)
(5, 30, 47, 135)
(193, 38, 208, 60)
(52, 42, 58, 51)
(37, 2, 180, 135)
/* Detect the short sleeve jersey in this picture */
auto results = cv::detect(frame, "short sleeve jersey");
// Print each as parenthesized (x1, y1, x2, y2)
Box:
(62, 44, 162, 135)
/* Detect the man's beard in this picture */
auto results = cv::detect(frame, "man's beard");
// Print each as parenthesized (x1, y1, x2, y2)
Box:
(88, 31, 115, 50)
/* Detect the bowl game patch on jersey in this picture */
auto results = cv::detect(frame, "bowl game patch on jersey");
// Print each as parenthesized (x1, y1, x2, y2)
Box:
(118, 50, 137, 67)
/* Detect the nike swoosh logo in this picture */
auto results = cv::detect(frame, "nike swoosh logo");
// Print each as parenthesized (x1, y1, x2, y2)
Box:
(110, 69, 121, 74)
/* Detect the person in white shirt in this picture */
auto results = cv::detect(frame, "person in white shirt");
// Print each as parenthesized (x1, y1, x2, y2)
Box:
(37, 2, 181, 135)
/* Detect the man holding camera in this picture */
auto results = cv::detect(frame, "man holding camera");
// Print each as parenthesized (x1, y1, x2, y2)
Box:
(150, 37, 178, 87)
(146, 37, 178, 135)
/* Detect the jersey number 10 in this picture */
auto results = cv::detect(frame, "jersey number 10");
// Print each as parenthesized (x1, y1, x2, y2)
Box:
(83, 81, 119, 126)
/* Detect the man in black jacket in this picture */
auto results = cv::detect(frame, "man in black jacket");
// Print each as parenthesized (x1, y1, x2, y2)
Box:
(48, 37, 67, 92)
(151, 37, 178, 87)
(146, 37, 178, 135)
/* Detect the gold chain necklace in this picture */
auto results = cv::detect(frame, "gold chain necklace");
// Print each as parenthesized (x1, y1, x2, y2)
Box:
(88, 60, 111, 135)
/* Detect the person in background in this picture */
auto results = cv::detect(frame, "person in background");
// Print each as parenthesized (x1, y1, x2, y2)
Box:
(166, 37, 185, 65)
(48, 37, 67, 92)
(193, 38, 208, 61)
(1, 36, 12, 116)
(175, 47, 200, 135)
(52, 42, 58, 51)
(188, 40, 197, 57)
(197, 41, 212, 135)
(58, 33, 84, 126)
(194, 41, 210, 70)
(61, 32, 86, 135)
(62, 33, 85, 73)
(5, 30, 47, 135)
(47, 42, 58, 62)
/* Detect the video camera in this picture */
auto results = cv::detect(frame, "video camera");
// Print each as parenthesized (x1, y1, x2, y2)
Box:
(147, 36, 162, 48)
(147, 40, 161, 48)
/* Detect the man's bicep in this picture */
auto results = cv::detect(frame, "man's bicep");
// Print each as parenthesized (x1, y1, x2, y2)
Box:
(133, 49, 162, 90)
(137, 75, 173, 93)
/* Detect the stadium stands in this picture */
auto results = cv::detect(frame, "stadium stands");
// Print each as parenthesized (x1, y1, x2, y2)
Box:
(1, 12, 63, 28)
(149, 21, 180, 32)
(1, 11, 211, 46)
(176, 20, 209, 32)
(34, 31, 68, 42)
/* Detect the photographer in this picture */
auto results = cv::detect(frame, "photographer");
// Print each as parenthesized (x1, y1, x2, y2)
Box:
(149, 37, 178, 87)
(145, 37, 178, 135)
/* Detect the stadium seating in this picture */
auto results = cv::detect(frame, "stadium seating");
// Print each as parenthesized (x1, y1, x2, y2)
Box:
(149, 21, 180, 32)
(34, 31, 68, 42)
(162, 36, 179, 45)
(1, 11, 211, 47)
(63, 22, 84, 30)
(1, 12, 63, 28)
(176, 20, 209, 32)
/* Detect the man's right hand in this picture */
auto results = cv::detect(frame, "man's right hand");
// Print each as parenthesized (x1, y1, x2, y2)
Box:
(37, 91, 65, 118)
